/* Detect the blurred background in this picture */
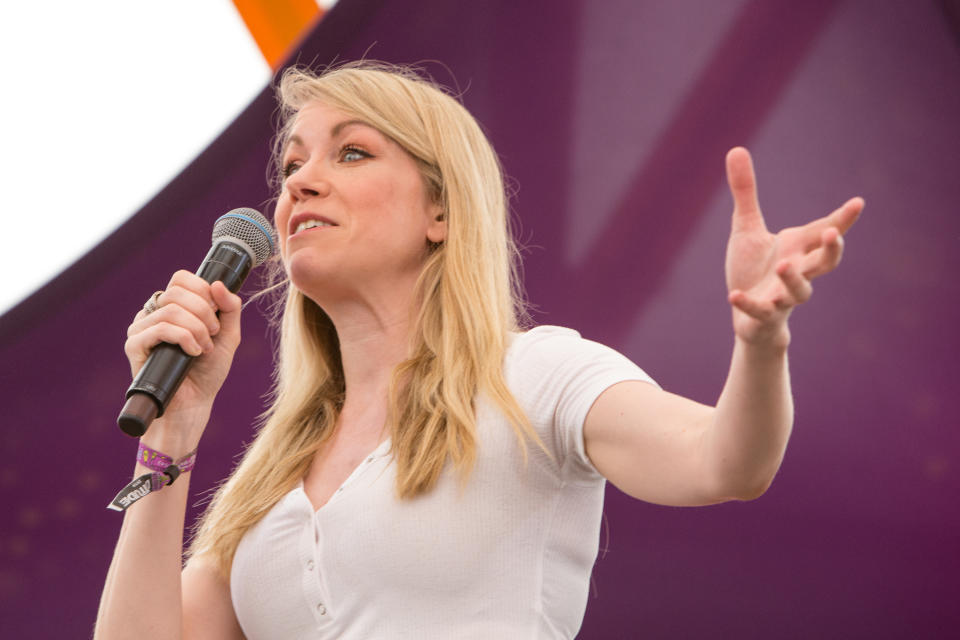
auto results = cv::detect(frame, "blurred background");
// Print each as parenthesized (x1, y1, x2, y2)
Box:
(0, 0, 338, 315)
(1, 0, 957, 637)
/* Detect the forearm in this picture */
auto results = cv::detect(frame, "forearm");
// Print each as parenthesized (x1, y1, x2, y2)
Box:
(94, 419, 204, 640)
(704, 336, 793, 500)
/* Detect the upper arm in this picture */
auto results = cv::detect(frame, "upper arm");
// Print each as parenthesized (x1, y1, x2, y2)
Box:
(583, 380, 731, 507)
(182, 556, 245, 640)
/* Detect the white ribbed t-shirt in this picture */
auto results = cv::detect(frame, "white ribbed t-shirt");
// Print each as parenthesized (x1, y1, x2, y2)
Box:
(230, 326, 657, 639)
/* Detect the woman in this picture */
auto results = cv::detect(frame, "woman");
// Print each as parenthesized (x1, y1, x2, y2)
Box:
(95, 62, 862, 639)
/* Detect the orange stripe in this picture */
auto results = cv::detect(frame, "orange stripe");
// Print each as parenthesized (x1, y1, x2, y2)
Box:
(232, 0, 322, 69)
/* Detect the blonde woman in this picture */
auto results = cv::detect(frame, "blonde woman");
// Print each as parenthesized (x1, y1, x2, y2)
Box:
(95, 62, 862, 639)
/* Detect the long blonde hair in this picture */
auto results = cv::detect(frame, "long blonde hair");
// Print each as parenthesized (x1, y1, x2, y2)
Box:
(189, 62, 546, 577)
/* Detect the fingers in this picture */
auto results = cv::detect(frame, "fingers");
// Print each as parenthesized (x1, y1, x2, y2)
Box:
(776, 195, 859, 276)
(726, 146, 767, 234)
(160, 277, 221, 335)
(800, 227, 845, 279)
(729, 261, 812, 321)
(125, 317, 209, 362)
(129, 272, 219, 334)
(828, 196, 864, 235)
(800, 196, 864, 244)
(125, 271, 242, 373)
(775, 261, 812, 305)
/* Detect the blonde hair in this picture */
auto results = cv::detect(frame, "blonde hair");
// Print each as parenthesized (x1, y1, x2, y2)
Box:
(189, 62, 547, 577)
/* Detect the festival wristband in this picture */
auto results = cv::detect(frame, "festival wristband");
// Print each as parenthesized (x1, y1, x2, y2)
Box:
(107, 443, 197, 512)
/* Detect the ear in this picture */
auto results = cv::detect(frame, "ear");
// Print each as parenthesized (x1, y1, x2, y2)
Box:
(425, 203, 447, 243)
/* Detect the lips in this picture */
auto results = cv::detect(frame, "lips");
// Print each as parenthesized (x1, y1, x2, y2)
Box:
(288, 213, 339, 238)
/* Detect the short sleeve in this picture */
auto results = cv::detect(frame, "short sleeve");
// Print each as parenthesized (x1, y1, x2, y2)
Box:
(504, 326, 659, 482)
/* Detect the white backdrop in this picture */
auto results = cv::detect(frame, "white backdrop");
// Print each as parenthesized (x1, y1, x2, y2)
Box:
(0, 0, 278, 314)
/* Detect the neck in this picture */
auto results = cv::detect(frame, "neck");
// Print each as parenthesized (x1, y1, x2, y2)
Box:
(308, 275, 420, 438)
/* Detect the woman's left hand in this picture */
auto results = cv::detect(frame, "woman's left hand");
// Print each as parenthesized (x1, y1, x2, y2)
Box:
(724, 147, 864, 347)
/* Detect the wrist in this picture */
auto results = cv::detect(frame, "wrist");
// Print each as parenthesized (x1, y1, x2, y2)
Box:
(732, 312, 792, 351)
(138, 409, 209, 459)
(109, 442, 197, 512)
(733, 332, 790, 359)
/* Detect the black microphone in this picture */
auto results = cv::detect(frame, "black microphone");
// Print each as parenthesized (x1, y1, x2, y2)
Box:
(117, 208, 276, 437)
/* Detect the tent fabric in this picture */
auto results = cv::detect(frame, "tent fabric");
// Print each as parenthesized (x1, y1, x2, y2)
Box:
(231, 0, 324, 69)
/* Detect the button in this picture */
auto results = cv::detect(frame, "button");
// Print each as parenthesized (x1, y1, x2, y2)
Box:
(366, 456, 374, 462)
(317, 603, 327, 615)
(337, 487, 344, 492)
(306, 560, 315, 571)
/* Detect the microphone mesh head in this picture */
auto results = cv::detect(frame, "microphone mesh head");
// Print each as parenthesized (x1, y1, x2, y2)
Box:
(212, 208, 277, 267)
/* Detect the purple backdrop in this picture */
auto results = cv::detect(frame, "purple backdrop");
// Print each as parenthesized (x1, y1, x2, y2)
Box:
(1, 0, 957, 637)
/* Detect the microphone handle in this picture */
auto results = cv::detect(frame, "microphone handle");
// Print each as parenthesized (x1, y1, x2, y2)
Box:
(117, 242, 253, 437)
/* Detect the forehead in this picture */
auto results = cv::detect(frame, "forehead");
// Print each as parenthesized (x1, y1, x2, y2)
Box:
(286, 101, 378, 146)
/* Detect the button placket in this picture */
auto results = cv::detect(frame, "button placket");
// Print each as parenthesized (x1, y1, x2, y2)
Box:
(301, 512, 329, 625)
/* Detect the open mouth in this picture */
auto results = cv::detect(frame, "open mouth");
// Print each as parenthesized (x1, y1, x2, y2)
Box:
(295, 219, 336, 233)
(289, 214, 339, 237)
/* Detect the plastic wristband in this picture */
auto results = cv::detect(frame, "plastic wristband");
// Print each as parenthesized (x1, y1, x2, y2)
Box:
(107, 443, 198, 512)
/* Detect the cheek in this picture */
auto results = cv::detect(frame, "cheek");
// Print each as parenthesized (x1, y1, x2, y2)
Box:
(273, 198, 292, 257)
(368, 181, 430, 235)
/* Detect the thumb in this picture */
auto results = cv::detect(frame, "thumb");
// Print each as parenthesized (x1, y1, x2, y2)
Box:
(210, 281, 243, 341)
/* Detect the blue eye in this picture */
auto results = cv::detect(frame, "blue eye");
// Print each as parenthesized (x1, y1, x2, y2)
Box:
(282, 161, 301, 178)
(340, 145, 371, 162)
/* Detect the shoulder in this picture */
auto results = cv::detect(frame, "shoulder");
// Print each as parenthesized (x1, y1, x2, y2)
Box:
(505, 325, 657, 387)
(506, 324, 602, 365)
(508, 324, 582, 350)
(502, 324, 659, 432)
(500, 325, 657, 480)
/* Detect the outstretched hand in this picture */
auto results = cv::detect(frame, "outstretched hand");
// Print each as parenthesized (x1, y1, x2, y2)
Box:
(724, 147, 863, 347)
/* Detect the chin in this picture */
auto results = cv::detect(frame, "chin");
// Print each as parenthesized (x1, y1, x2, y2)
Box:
(287, 254, 326, 285)
(286, 252, 353, 301)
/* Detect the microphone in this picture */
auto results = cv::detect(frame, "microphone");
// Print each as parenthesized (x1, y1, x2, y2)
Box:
(117, 208, 276, 437)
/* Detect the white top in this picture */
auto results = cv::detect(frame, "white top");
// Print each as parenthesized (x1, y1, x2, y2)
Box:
(230, 326, 657, 639)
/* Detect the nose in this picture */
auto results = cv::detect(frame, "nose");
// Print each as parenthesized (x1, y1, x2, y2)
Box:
(284, 160, 331, 201)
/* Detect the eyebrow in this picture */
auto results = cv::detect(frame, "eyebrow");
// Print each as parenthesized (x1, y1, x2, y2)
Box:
(285, 119, 375, 153)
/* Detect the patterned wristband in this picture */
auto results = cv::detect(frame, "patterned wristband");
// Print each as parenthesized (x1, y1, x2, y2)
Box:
(137, 442, 197, 475)
(107, 444, 198, 512)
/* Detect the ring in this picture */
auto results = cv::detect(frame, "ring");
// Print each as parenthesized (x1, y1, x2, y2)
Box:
(142, 290, 164, 315)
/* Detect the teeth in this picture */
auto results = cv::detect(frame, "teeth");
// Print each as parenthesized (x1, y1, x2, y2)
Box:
(295, 219, 334, 233)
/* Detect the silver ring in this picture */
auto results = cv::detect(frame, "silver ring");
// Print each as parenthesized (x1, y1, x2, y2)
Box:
(143, 290, 164, 315)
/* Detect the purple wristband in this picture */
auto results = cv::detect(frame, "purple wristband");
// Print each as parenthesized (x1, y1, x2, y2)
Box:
(137, 442, 197, 474)
(107, 444, 198, 512)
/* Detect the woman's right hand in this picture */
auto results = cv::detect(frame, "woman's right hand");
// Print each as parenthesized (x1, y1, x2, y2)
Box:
(124, 271, 243, 451)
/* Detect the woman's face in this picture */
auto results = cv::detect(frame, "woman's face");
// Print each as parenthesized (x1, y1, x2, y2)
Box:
(275, 100, 445, 301)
